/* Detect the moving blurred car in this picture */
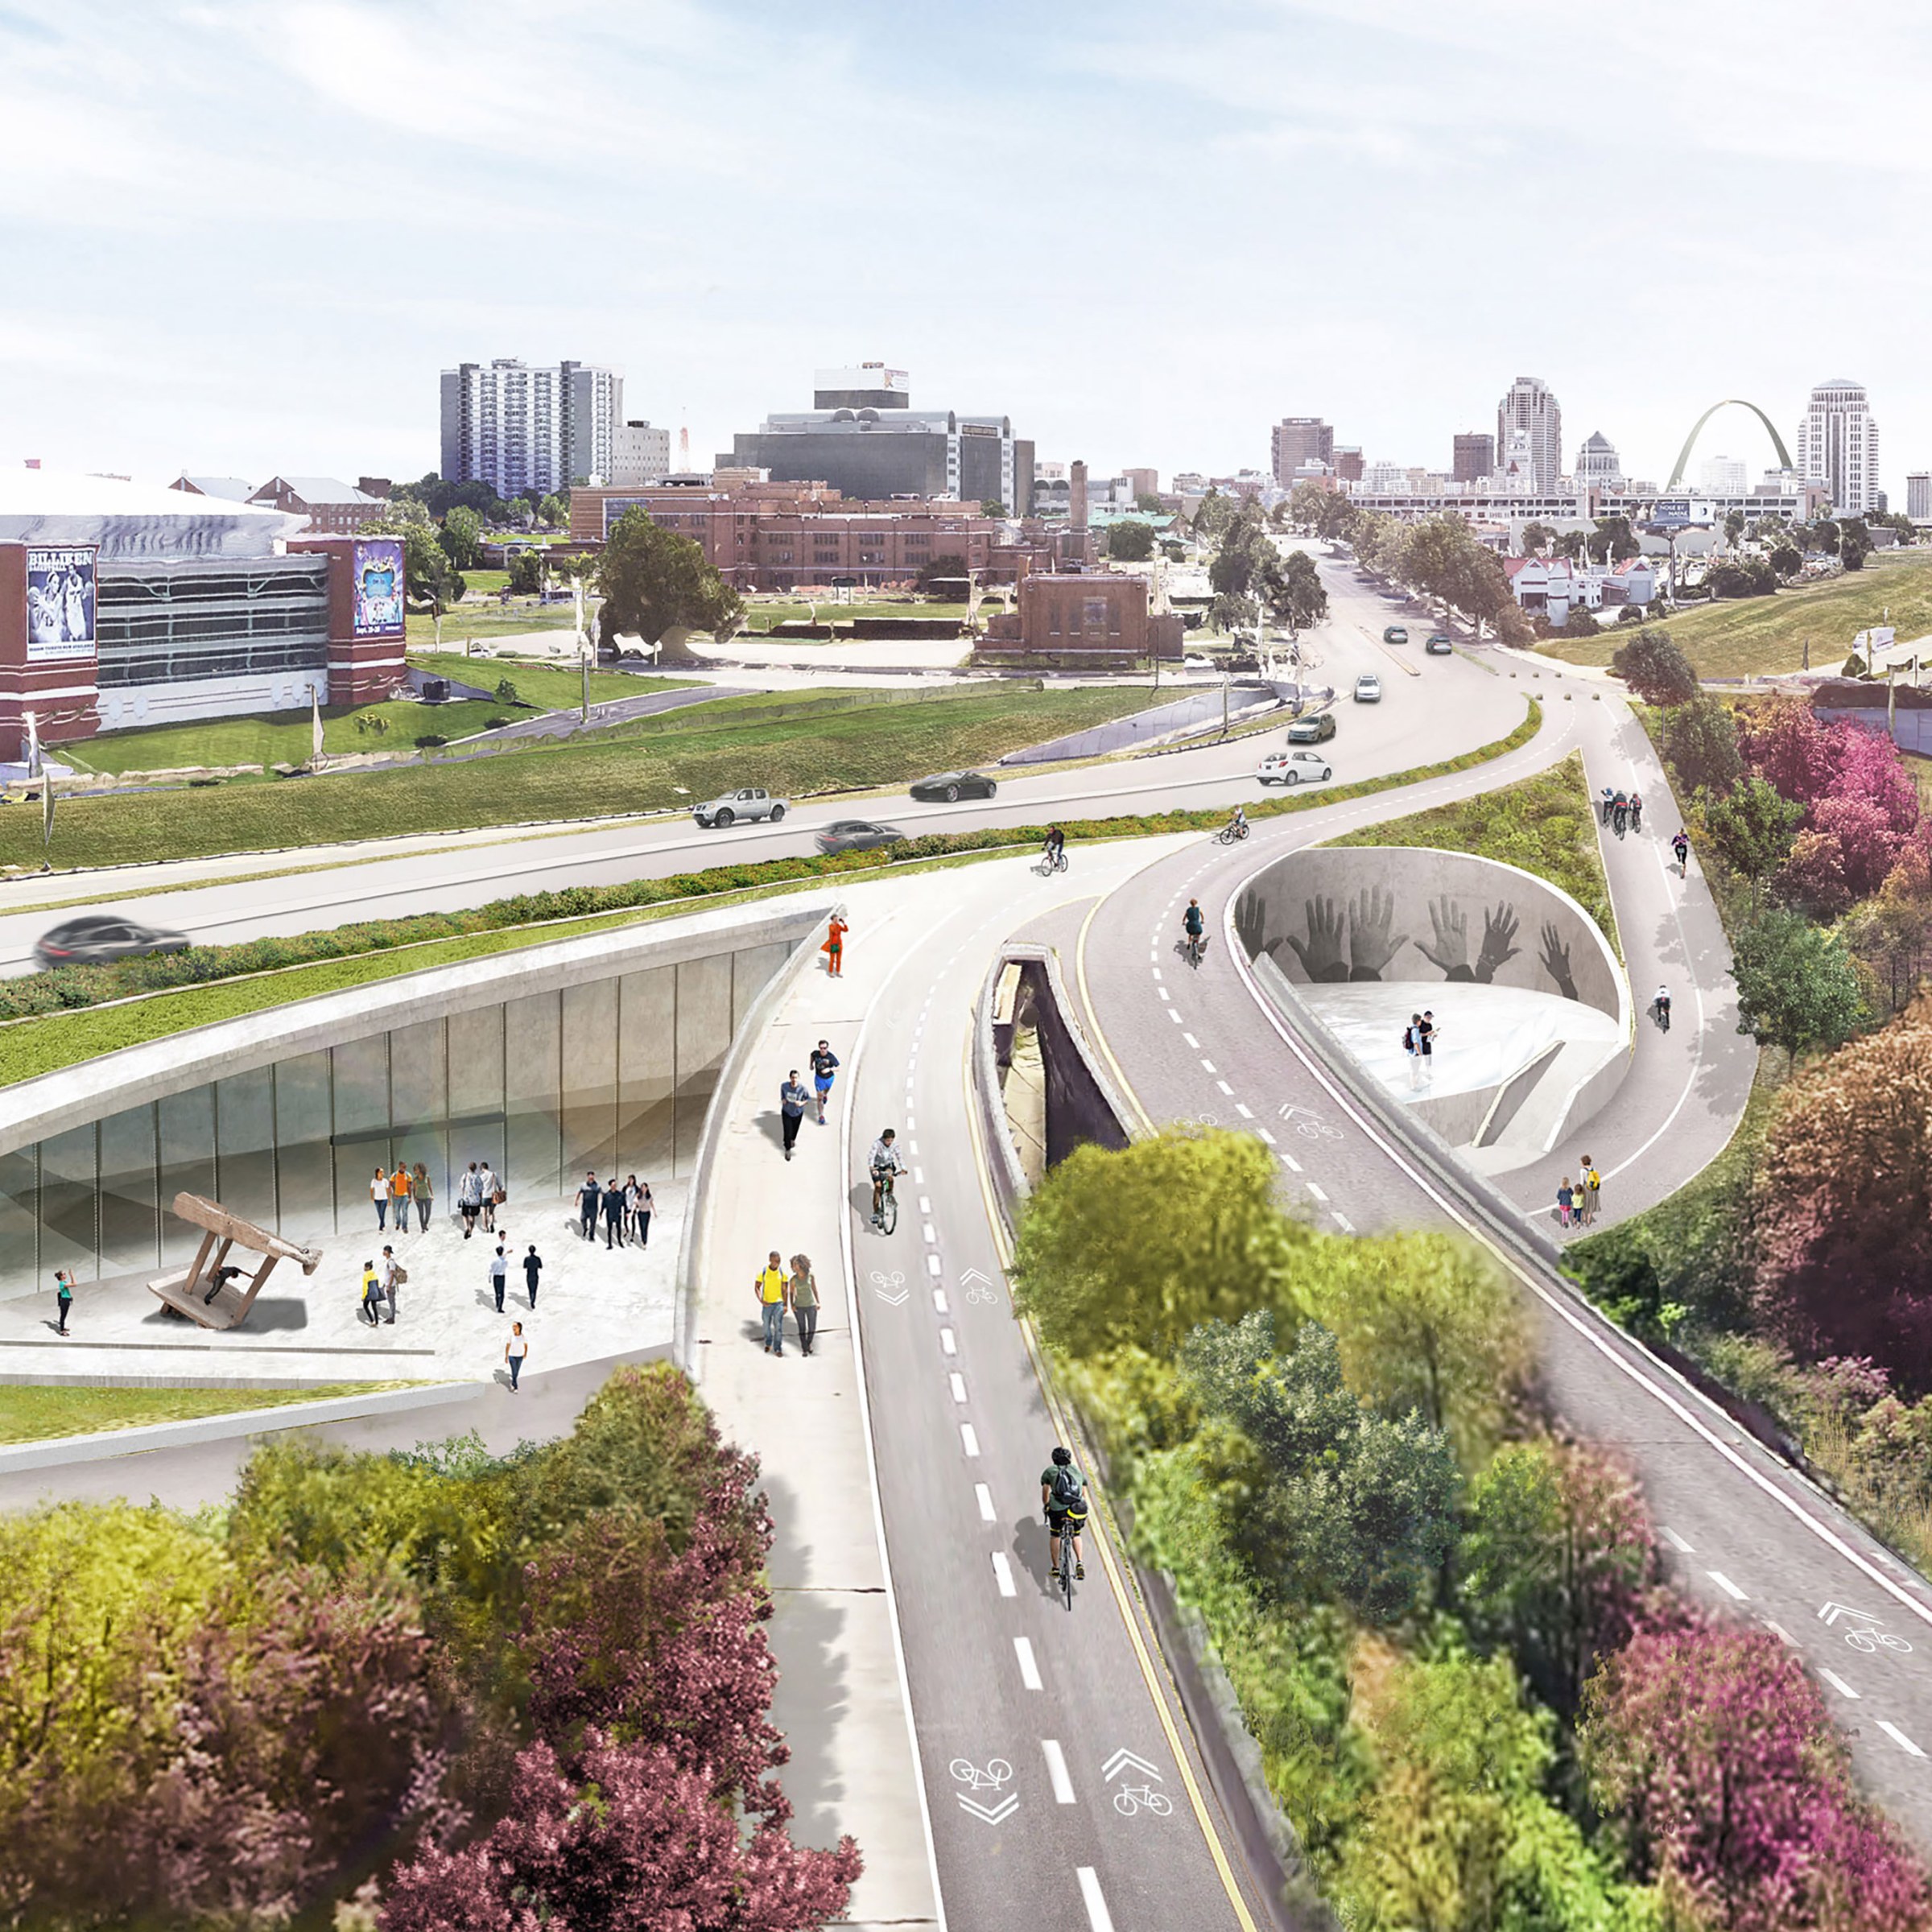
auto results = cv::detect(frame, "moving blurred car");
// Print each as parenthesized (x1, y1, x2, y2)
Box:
(1257, 751, 1334, 786)
(1426, 634, 1454, 655)
(692, 786, 788, 828)
(1354, 673, 1384, 703)
(909, 770, 997, 803)
(35, 914, 190, 969)
(1286, 712, 1337, 743)
(814, 819, 908, 857)
(1382, 625, 1409, 644)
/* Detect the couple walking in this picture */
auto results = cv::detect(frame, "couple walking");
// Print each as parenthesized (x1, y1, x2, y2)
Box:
(754, 1250, 821, 1357)
(358, 1247, 406, 1325)
(457, 1160, 502, 1238)
(1402, 1011, 1438, 1088)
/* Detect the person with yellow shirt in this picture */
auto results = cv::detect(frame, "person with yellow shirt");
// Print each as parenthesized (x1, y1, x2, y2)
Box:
(754, 1250, 789, 1356)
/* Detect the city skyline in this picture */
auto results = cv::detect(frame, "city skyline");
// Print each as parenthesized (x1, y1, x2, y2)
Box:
(5, 2, 1932, 490)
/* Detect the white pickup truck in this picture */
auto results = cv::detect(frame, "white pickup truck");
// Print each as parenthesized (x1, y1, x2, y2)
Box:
(691, 786, 790, 829)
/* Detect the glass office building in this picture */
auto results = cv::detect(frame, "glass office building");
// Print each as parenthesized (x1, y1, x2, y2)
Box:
(0, 943, 786, 1296)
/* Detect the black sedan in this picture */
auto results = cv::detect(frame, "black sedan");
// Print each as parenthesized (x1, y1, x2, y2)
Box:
(35, 914, 191, 969)
(814, 820, 910, 857)
(910, 770, 997, 803)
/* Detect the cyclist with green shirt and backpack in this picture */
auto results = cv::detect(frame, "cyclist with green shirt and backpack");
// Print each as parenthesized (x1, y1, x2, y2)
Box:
(1042, 1444, 1088, 1584)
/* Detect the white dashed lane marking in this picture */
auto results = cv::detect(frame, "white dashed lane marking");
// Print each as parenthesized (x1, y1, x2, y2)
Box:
(1880, 1720, 1926, 1757)
(941, 1327, 957, 1356)
(1015, 1637, 1042, 1690)
(976, 1483, 996, 1521)
(993, 1553, 1017, 1597)
(1707, 1571, 1748, 1601)
(1661, 1526, 1695, 1554)
(1821, 1669, 1861, 1699)
(961, 1424, 980, 1458)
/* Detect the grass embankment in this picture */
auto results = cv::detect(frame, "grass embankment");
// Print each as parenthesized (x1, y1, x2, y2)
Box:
(62, 662, 685, 776)
(0, 1382, 425, 1446)
(1538, 548, 1932, 679)
(0, 700, 1542, 1084)
(12, 685, 1154, 872)
(405, 602, 578, 647)
(738, 597, 976, 634)
(1323, 749, 1616, 949)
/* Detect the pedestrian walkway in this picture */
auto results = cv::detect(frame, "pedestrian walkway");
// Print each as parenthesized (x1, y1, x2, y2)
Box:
(687, 890, 942, 1932)
(1487, 690, 1755, 1232)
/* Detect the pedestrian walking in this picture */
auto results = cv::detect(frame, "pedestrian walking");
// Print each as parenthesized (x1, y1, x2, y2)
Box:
(789, 1253, 820, 1357)
(602, 1176, 625, 1249)
(1557, 1179, 1574, 1229)
(380, 1245, 405, 1323)
(370, 1165, 389, 1230)
(459, 1161, 483, 1239)
(756, 1250, 787, 1355)
(577, 1170, 601, 1241)
(1579, 1156, 1601, 1226)
(623, 1174, 642, 1241)
(389, 1162, 412, 1231)
(479, 1161, 502, 1234)
(360, 1259, 383, 1327)
(52, 1268, 73, 1335)
(780, 1070, 809, 1160)
(506, 1322, 528, 1392)
(1403, 1012, 1422, 1091)
(634, 1178, 654, 1250)
(412, 1161, 433, 1232)
(523, 1242, 543, 1309)
(489, 1241, 509, 1314)
(823, 913, 848, 978)
(809, 1040, 840, 1123)
(1418, 1010, 1437, 1084)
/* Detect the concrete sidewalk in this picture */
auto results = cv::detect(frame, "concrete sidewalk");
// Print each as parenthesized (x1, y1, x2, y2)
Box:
(686, 888, 941, 1932)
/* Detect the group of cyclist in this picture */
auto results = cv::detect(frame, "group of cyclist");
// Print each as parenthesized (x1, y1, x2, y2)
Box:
(1599, 785, 1644, 835)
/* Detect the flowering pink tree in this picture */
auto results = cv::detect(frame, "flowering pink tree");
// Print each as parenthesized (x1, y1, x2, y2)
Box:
(1583, 1622, 1931, 1929)
(1774, 830, 1854, 917)
(379, 1736, 861, 1932)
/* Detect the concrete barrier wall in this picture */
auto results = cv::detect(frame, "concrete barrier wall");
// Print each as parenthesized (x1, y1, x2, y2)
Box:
(1234, 846, 1624, 1022)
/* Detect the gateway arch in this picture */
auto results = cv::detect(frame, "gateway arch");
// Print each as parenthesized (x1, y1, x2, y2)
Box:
(1666, 399, 1794, 490)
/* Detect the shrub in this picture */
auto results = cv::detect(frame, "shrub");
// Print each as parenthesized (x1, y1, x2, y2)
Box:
(492, 678, 522, 707)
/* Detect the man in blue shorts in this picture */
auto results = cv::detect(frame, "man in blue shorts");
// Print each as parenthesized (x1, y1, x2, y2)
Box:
(809, 1038, 840, 1124)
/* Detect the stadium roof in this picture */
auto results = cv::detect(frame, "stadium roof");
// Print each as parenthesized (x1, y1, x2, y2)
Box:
(0, 468, 301, 559)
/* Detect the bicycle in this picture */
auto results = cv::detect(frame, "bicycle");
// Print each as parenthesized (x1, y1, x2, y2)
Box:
(871, 1169, 898, 1235)
(1054, 1512, 1086, 1611)
(1215, 820, 1250, 846)
(1113, 1783, 1174, 1818)
(1184, 928, 1205, 968)
(1844, 1629, 1913, 1655)
(1034, 845, 1069, 876)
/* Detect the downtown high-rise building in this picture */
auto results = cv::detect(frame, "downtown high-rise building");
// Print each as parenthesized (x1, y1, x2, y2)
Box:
(1269, 416, 1335, 485)
(1795, 379, 1880, 517)
(1496, 377, 1563, 493)
(1575, 431, 1624, 491)
(439, 358, 625, 497)
(1451, 432, 1494, 484)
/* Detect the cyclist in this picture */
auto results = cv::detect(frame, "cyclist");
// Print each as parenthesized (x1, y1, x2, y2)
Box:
(1654, 983, 1672, 1030)
(869, 1128, 906, 1225)
(1629, 786, 1643, 831)
(1183, 898, 1205, 962)
(1042, 824, 1067, 871)
(1042, 1445, 1088, 1583)
(1228, 803, 1249, 839)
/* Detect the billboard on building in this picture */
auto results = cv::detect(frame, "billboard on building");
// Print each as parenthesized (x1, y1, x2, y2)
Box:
(24, 546, 97, 659)
(350, 539, 406, 637)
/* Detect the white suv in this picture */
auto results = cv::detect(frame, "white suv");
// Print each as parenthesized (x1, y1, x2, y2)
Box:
(692, 786, 789, 828)
(1353, 674, 1383, 704)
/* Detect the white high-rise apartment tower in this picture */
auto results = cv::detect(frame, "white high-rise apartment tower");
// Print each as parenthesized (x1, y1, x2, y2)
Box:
(1497, 377, 1563, 493)
(1795, 379, 1880, 517)
(440, 358, 625, 497)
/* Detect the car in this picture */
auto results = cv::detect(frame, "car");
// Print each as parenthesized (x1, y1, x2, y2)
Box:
(1182, 653, 1215, 670)
(1382, 625, 1409, 644)
(909, 770, 997, 803)
(814, 819, 908, 857)
(1426, 634, 1454, 655)
(34, 914, 190, 969)
(1354, 673, 1383, 703)
(1256, 751, 1334, 786)
(692, 786, 788, 828)
(1286, 712, 1337, 744)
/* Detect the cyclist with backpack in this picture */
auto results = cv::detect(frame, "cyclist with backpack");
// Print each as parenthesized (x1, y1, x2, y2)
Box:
(1042, 1444, 1088, 1583)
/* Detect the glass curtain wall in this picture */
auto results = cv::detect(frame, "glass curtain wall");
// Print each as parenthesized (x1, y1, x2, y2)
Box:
(0, 941, 786, 1296)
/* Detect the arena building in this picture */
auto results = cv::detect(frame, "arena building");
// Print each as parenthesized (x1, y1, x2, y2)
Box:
(0, 469, 406, 761)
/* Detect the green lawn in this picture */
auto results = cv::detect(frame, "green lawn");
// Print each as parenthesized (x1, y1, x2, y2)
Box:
(739, 597, 976, 633)
(1323, 749, 1616, 947)
(10, 686, 1158, 872)
(407, 603, 580, 647)
(60, 662, 688, 776)
(0, 1382, 425, 1445)
(1538, 549, 1932, 678)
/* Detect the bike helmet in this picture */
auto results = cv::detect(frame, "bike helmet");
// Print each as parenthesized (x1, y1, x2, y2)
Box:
(1051, 1445, 1072, 1466)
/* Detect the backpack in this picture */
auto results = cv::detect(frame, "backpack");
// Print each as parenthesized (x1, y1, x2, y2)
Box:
(1402, 1026, 1414, 1051)
(1051, 1464, 1084, 1509)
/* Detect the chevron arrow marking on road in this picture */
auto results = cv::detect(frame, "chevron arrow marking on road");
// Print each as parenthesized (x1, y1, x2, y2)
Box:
(1102, 1748, 1162, 1783)
(873, 1286, 910, 1306)
(957, 1793, 1019, 1825)
(960, 1267, 993, 1287)
(1818, 1601, 1889, 1627)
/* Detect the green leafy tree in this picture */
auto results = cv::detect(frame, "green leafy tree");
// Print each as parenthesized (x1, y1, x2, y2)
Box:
(1814, 518, 1841, 556)
(1520, 522, 1557, 558)
(439, 505, 485, 572)
(1135, 492, 1163, 514)
(1705, 774, 1804, 894)
(1610, 629, 1698, 709)
(595, 509, 741, 654)
(914, 551, 969, 592)
(1193, 489, 1236, 543)
(1660, 693, 1744, 794)
(1552, 530, 1589, 563)
(1208, 591, 1258, 637)
(1257, 549, 1327, 632)
(1563, 603, 1600, 638)
(1105, 521, 1156, 562)
(979, 498, 1007, 518)
(1769, 542, 1802, 580)
(537, 493, 568, 528)
(1730, 906, 1868, 1062)
(1589, 516, 1641, 564)
(507, 548, 547, 595)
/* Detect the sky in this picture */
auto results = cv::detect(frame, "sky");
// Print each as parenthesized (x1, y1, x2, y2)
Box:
(4, 0, 1931, 495)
